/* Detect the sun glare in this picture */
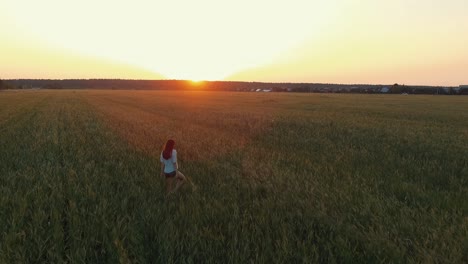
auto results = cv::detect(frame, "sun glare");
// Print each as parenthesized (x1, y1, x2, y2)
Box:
(1, 0, 338, 81)
(1, 0, 468, 84)
(189, 80, 205, 87)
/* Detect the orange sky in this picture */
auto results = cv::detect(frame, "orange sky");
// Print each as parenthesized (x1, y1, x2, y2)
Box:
(1, 0, 468, 85)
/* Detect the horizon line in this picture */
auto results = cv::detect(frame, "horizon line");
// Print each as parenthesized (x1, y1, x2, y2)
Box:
(1, 78, 464, 87)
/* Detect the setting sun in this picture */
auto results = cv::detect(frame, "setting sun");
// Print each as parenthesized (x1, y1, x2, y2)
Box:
(188, 80, 206, 89)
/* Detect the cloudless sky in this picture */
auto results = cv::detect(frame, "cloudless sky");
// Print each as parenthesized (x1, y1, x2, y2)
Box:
(1, 0, 467, 85)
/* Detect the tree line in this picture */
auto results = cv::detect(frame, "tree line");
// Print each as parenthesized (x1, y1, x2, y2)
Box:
(1, 79, 467, 95)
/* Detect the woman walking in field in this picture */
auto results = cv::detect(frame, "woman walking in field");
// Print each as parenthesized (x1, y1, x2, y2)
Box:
(160, 139, 187, 195)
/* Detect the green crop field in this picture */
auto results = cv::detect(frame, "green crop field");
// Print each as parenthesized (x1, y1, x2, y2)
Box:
(0, 89, 467, 263)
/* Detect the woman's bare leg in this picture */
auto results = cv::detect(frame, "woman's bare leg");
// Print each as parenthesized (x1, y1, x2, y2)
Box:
(166, 177, 174, 194)
(185, 174, 197, 191)
(171, 171, 186, 193)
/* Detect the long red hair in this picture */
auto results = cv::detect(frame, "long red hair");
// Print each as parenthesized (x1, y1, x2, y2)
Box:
(162, 139, 175, 160)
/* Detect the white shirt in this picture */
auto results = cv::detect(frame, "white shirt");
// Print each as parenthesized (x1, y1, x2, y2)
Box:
(160, 149, 177, 173)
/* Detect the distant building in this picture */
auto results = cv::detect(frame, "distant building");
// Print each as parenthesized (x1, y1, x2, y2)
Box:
(380, 87, 390, 93)
(439, 87, 451, 94)
(459, 85, 468, 95)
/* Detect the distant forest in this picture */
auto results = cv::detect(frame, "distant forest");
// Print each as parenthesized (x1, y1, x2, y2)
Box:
(1, 79, 467, 95)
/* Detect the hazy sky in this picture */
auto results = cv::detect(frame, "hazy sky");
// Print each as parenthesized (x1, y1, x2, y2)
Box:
(1, 0, 467, 85)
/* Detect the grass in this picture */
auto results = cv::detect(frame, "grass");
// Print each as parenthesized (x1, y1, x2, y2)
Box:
(0, 89, 467, 263)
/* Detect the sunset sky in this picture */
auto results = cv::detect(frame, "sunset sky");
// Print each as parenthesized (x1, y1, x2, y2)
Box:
(1, 0, 467, 85)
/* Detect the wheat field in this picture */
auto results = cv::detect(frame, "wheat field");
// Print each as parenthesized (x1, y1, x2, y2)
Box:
(0, 89, 467, 263)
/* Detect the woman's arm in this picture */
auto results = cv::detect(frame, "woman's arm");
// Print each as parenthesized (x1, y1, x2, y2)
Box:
(160, 162, 165, 178)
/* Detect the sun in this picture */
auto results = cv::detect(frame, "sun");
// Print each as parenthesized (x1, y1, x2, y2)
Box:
(190, 79, 204, 85)
(185, 79, 207, 89)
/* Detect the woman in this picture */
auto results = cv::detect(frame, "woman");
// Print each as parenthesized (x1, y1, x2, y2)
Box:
(160, 139, 186, 195)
